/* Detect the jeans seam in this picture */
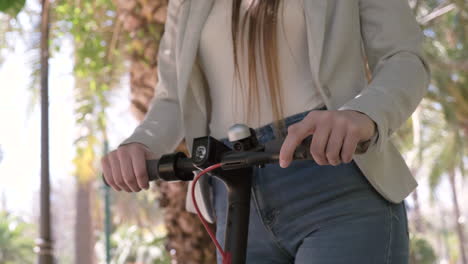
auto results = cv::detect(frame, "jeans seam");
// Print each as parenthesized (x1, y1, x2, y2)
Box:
(386, 203, 393, 264)
(251, 184, 294, 260)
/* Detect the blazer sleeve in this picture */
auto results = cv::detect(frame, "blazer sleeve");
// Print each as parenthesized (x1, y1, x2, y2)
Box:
(338, 0, 431, 153)
(119, 0, 184, 158)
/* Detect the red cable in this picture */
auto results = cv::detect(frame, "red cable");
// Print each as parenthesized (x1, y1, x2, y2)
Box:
(191, 163, 232, 264)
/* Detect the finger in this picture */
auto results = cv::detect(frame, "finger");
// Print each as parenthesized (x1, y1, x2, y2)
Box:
(340, 127, 360, 163)
(280, 121, 315, 168)
(101, 156, 121, 191)
(310, 125, 332, 165)
(109, 153, 131, 192)
(118, 149, 141, 192)
(131, 148, 150, 190)
(325, 126, 346, 166)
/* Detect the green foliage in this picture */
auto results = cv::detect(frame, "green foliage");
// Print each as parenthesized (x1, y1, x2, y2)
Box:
(421, 1, 468, 123)
(414, 2, 468, 261)
(0, 0, 25, 17)
(0, 211, 35, 264)
(423, 106, 465, 205)
(53, 0, 125, 182)
(445, 231, 463, 263)
(393, 117, 416, 154)
(410, 234, 437, 264)
(428, 135, 449, 189)
(96, 224, 170, 264)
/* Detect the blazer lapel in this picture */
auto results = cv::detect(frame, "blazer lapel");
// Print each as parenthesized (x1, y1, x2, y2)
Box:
(303, 0, 333, 107)
(177, 0, 214, 111)
(303, 0, 328, 70)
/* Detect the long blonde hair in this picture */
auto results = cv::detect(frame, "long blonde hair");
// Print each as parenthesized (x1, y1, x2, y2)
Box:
(231, 0, 286, 133)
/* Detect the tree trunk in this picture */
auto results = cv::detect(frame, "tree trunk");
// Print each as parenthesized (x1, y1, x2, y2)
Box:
(410, 167, 424, 234)
(440, 205, 450, 262)
(448, 169, 467, 264)
(409, 107, 424, 234)
(75, 181, 95, 264)
(410, 188, 424, 233)
(114, 0, 216, 263)
(38, 0, 53, 262)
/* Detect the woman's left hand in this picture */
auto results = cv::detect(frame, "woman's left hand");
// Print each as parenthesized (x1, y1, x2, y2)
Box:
(279, 110, 376, 167)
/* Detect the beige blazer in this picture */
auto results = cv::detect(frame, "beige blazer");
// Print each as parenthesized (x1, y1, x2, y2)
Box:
(121, 0, 431, 223)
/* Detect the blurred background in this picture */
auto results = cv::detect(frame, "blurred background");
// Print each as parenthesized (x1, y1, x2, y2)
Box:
(0, 0, 466, 263)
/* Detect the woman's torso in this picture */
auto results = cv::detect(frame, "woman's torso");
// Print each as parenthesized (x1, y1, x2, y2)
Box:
(198, 0, 324, 139)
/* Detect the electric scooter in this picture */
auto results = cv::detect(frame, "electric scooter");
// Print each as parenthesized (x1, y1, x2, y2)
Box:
(105, 124, 314, 264)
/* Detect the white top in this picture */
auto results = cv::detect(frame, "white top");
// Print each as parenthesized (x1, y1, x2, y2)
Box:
(198, 0, 324, 139)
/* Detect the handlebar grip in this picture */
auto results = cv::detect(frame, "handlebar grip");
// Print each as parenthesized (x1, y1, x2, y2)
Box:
(102, 159, 160, 188)
(293, 135, 314, 160)
(146, 159, 160, 181)
(263, 135, 314, 161)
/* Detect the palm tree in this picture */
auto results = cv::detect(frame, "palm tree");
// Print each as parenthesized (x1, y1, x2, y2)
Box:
(114, 1, 216, 263)
(414, 1, 468, 262)
(39, 0, 53, 262)
(74, 180, 95, 264)
(428, 123, 466, 264)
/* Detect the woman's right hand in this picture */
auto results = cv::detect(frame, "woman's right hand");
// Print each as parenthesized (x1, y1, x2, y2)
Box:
(101, 143, 156, 192)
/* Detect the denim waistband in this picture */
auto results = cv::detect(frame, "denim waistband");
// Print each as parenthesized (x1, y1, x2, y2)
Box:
(219, 104, 327, 147)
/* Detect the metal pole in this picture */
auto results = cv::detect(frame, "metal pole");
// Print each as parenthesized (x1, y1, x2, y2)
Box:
(103, 140, 112, 264)
(37, 0, 53, 263)
(215, 168, 253, 264)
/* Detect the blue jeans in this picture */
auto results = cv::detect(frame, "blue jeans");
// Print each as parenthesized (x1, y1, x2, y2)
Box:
(210, 106, 409, 264)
